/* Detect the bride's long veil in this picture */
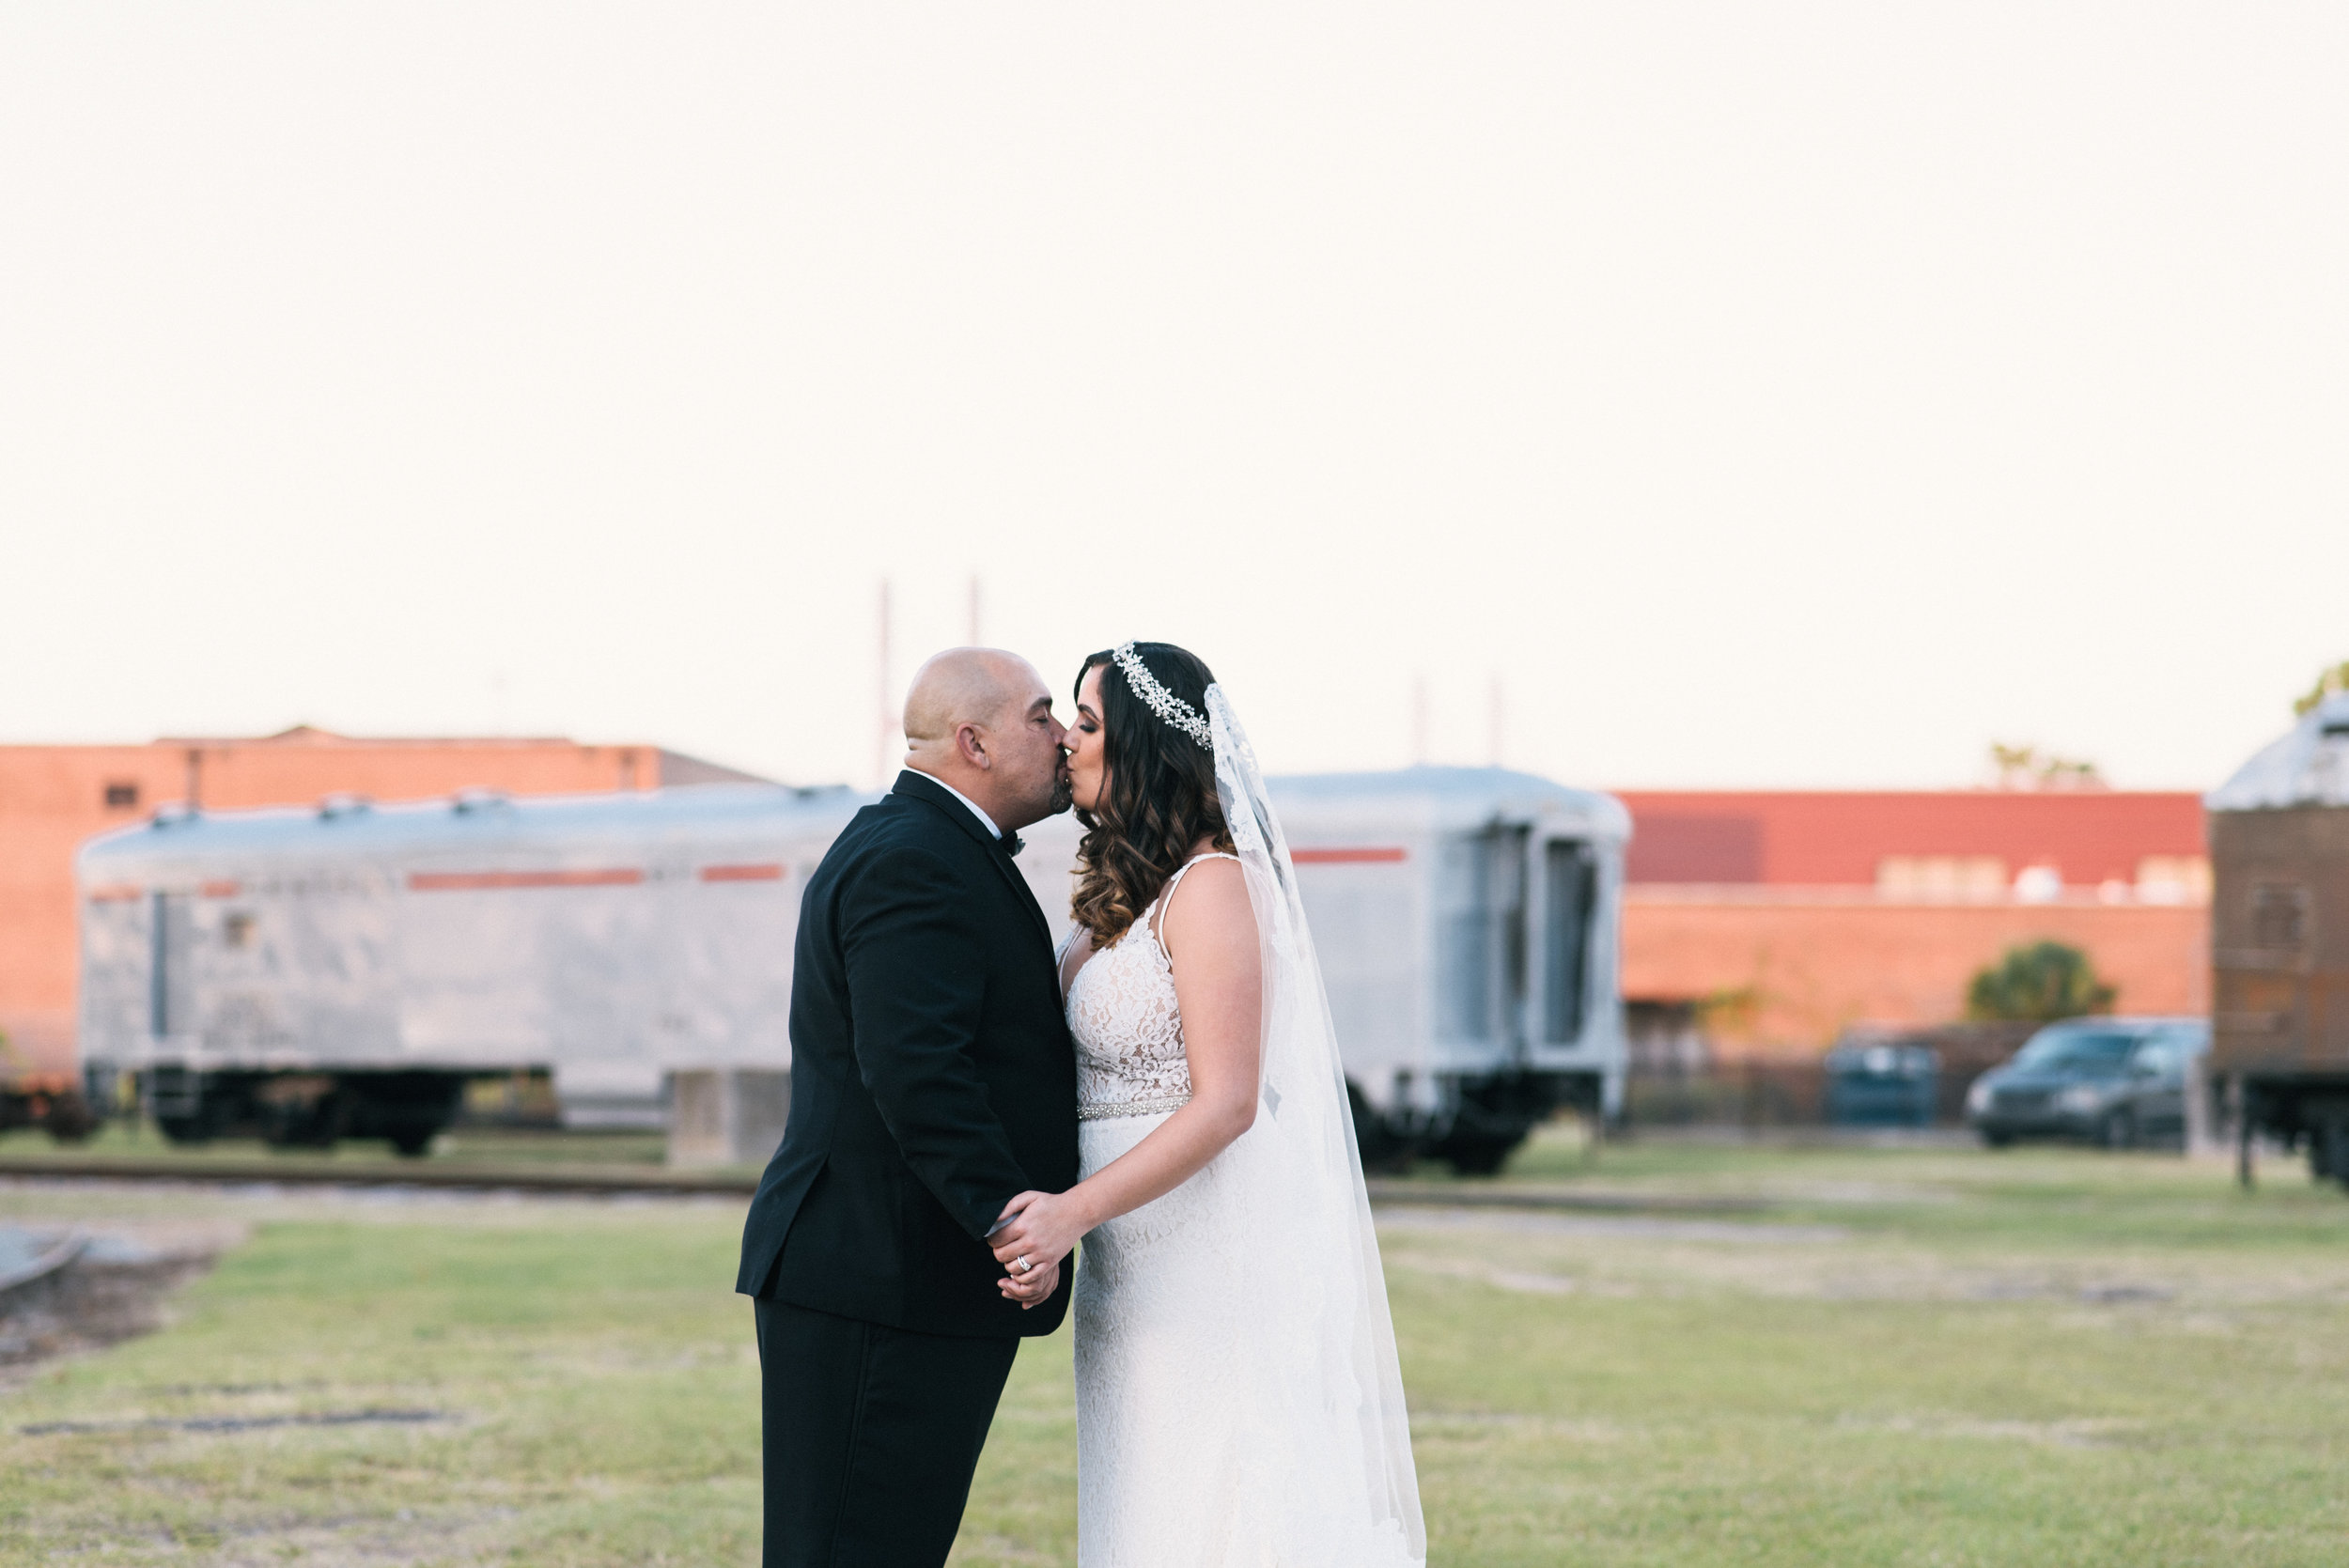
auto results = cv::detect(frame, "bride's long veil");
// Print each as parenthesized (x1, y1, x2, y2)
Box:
(1207, 685, 1425, 1565)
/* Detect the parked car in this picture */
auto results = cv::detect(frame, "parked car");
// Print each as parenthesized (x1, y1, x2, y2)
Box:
(1823, 1043, 1939, 1128)
(1965, 1017, 2210, 1149)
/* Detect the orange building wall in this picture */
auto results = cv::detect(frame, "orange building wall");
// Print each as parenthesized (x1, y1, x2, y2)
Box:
(1612, 790, 2213, 1062)
(0, 731, 660, 1078)
(1621, 893, 2210, 1061)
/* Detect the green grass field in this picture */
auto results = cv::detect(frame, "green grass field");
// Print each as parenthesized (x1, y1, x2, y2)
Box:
(4, 1133, 2346, 1565)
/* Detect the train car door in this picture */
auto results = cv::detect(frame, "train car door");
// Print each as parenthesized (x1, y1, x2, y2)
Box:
(1435, 823, 1531, 1061)
(1528, 832, 1599, 1053)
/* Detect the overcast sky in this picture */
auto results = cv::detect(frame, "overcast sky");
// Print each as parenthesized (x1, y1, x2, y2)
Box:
(5, 4, 2343, 792)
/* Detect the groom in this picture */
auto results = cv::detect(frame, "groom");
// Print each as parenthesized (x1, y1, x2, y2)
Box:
(737, 647, 1080, 1568)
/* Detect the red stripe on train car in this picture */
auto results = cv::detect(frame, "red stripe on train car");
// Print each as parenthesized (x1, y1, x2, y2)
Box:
(1288, 847, 1408, 864)
(86, 885, 144, 904)
(408, 869, 646, 892)
(200, 880, 243, 898)
(702, 863, 785, 882)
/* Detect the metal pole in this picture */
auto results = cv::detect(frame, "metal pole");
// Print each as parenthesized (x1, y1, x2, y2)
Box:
(2185, 1058, 2215, 1157)
(2233, 1074, 2255, 1190)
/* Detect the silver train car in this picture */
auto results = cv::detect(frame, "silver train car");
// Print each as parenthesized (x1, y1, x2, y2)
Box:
(78, 767, 1627, 1171)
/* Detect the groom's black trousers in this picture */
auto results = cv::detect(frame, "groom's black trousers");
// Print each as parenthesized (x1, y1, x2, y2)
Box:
(755, 1296, 1019, 1568)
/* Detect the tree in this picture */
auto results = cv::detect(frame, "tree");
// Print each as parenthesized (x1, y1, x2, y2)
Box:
(1988, 744, 2106, 791)
(2295, 661, 2349, 717)
(1966, 940, 2115, 1023)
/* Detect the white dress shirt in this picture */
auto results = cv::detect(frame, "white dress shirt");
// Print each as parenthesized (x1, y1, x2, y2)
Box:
(909, 768, 1003, 843)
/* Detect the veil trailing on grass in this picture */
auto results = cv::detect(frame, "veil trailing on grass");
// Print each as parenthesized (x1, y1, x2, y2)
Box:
(1205, 682, 1425, 1565)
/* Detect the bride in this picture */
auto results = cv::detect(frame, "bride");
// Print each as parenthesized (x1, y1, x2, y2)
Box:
(988, 642, 1425, 1567)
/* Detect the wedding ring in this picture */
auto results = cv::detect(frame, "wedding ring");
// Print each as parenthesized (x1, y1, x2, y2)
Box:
(1013, 1255, 1032, 1274)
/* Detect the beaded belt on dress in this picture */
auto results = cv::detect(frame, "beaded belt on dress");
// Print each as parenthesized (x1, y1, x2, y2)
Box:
(1077, 1093, 1192, 1122)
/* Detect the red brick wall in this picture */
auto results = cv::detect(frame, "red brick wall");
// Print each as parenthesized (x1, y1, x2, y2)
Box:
(1616, 791, 2205, 888)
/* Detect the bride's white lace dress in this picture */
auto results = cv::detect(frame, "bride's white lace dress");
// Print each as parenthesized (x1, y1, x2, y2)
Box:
(1065, 853, 1422, 1567)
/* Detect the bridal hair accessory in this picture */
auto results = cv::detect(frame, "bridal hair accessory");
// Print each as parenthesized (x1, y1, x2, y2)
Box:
(1112, 642, 1212, 749)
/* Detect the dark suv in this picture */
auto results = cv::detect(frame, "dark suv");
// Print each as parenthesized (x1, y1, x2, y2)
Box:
(1965, 1017, 2210, 1150)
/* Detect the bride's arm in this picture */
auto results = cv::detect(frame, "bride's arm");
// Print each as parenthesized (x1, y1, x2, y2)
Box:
(988, 858, 1262, 1275)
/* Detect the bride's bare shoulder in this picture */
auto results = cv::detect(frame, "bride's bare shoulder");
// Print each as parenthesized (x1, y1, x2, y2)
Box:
(1157, 854, 1252, 956)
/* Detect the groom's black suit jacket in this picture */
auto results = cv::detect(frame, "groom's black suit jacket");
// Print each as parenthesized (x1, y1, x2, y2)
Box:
(737, 769, 1079, 1338)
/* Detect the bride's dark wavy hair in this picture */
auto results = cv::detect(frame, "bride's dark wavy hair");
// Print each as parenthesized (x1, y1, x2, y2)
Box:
(1069, 643, 1234, 946)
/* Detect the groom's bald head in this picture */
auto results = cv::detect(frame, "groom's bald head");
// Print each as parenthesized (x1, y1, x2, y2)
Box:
(904, 648, 1033, 748)
(901, 648, 1071, 831)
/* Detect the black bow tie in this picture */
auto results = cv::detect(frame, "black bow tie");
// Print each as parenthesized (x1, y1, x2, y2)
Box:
(999, 831, 1024, 857)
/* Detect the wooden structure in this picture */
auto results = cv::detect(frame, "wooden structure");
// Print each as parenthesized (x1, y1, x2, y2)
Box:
(2207, 692, 2349, 1188)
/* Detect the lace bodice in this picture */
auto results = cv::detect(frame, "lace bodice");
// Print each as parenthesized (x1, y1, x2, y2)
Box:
(1063, 854, 1237, 1121)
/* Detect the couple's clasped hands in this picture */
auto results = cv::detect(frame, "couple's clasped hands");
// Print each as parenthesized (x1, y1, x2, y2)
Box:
(991, 1188, 1089, 1308)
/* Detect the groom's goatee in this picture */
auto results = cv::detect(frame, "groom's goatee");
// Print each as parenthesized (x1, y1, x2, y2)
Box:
(1049, 776, 1075, 815)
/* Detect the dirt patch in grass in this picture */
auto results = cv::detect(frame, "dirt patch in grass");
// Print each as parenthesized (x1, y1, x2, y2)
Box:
(1836, 1412, 2149, 1449)
(1377, 1203, 2349, 1311)
(0, 1219, 244, 1386)
(21, 1406, 451, 1436)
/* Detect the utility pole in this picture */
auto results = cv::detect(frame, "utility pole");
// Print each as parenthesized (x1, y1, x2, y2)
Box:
(876, 578, 894, 786)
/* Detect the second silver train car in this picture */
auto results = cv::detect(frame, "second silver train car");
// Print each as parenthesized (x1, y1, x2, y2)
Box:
(78, 768, 1627, 1171)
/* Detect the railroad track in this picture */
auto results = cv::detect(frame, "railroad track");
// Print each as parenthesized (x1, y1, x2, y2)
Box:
(0, 1155, 754, 1198)
(0, 1155, 1772, 1213)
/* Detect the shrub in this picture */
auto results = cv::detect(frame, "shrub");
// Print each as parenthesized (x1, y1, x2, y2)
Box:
(1965, 940, 2115, 1022)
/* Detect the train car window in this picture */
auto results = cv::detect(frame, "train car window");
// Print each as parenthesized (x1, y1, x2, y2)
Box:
(1544, 841, 1595, 1043)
